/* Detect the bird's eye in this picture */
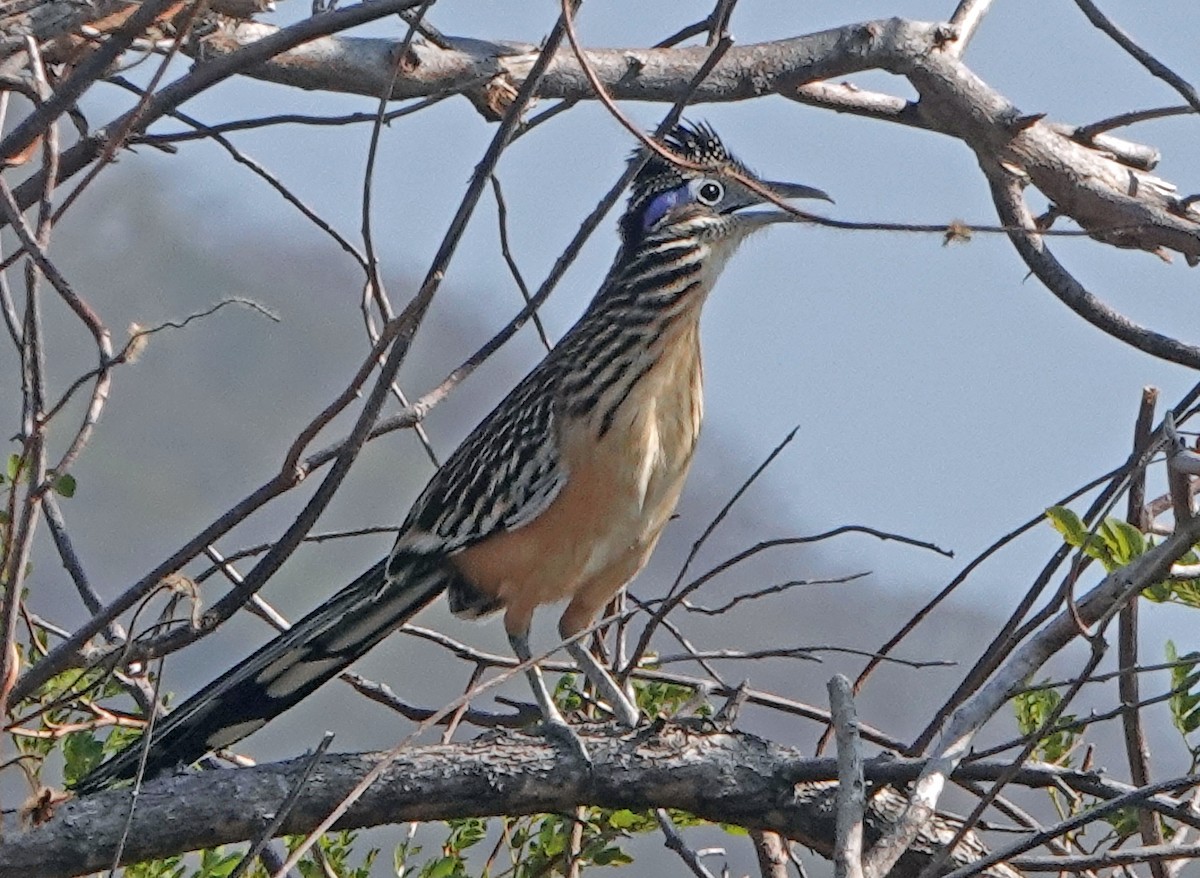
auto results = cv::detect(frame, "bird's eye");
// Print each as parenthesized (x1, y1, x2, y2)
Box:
(696, 180, 724, 205)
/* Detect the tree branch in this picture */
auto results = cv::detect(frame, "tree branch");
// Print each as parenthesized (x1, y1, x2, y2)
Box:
(4, 725, 1061, 878)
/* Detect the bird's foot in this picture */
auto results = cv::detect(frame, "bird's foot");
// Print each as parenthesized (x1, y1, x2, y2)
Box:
(610, 692, 640, 728)
(538, 715, 592, 767)
(565, 641, 641, 728)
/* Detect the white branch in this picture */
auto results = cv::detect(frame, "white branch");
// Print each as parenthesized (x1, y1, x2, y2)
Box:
(830, 675, 866, 878)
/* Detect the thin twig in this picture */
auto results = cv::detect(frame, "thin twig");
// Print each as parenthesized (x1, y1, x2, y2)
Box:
(1011, 842, 1200, 871)
(10, 0, 430, 219)
(195, 526, 400, 581)
(987, 165, 1200, 370)
(1077, 104, 1195, 138)
(355, 0, 441, 469)
(635, 525, 951, 690)
(867, 510, 1200, 878)
(656, 809, 719, 878)
(682, 571, 868, 616)
(652, 647, 951, 670)
(907, 454, 1152, 756)
(360, 0, 431, 329)
(109, 76, 369, 272)
(1072, 0, 1200, 114)
(0, 0, 182, 164)
(106, 653, 166, 876)
(402, 623, 908, 750)
(490, 174, 551, 350)
(1121, 387, 1167, 878)
(912, 637, 1109, 878)
(40, 297, 276, 426)
(41, 493, 122, 646)
(968, 673, 1200, 763)
(0, 43, 58, 706)
(939, 774, 1200, 878)
(55, 0, 212, 225)
(131, 93, 465, 145)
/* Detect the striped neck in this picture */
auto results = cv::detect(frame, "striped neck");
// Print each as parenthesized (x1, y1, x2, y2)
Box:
(554, 231, 716, 436)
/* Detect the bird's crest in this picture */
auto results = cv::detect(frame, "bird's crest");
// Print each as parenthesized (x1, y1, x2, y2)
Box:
(621, 121, 751, 245)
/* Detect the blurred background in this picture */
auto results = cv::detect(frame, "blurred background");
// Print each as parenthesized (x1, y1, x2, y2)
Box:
(4, 1, 1200, 874)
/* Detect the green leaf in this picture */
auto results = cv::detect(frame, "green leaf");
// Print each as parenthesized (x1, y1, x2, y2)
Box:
(445, 817, 488, 852)
(424, 856, 461, 878)
(393, 841, 421, 874)
(1046, 507, 1115, 569)
(6, 453, 22, 483)
(61, 732, 105, 785)
(195, 848, 242, 878)
(102, 724, 146, 755)
(124, 857, 186, 878)
(1046, 506, 1087, 546)
(52, 472, 77, 498)
(608, 809, 642, 830)
(1099, 518, 1145, 564)
(1172, 579, 1200, 608)
(536, 816, 567, 857)
(1012, 685, 1079, 766)
(1104, 805, 1141, 839)
(1142, 578, 1175, 603)
(636, 678, 703, 717)
(664, 808, 704, 828)
(592, 846, 634, 866)
(1168, 641, 1200, 740)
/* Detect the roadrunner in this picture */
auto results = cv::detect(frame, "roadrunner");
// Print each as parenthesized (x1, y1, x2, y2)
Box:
(74, 122, 828, 793)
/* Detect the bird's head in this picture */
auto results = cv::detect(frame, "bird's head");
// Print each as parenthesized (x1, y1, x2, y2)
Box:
(619, 121, 830, 250)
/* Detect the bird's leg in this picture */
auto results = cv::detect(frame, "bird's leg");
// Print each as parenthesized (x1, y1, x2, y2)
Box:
(565, 641, 640, 727)
(507, 630, 591, 765)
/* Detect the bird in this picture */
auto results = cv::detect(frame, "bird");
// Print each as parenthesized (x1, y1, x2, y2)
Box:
(72, 121, 829, 794)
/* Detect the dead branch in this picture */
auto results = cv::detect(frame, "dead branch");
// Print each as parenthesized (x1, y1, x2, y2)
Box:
(0, 724, 1066, 878)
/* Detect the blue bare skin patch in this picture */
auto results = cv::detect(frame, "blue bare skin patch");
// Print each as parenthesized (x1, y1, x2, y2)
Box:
(642, 186, 686, 230)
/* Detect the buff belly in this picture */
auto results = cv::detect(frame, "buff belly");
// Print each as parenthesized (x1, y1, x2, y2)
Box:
(451, 320, 704, 638)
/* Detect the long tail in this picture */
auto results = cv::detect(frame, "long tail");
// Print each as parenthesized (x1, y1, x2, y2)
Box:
(72, 554, 447, 794)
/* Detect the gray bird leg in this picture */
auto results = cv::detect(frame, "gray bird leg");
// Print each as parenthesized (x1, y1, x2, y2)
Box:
(566, 641, 640, 727)
(508, 630, 591, 765)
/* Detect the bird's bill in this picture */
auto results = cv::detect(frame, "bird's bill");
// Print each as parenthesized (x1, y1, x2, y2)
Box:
(736, 179, 831, 228)
(762, 179, 833, 204)
(729, 176, 835, 226)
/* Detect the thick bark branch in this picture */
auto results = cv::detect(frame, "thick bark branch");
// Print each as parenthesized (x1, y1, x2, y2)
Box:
(0, 724, 1044, 878)
(12, 726, 1200, 878)
(8, 13, 1195, 270)
(9, 723, 1199, 878)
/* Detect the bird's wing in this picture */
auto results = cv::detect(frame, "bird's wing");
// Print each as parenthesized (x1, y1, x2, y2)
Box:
(393, 371, 567, 555)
